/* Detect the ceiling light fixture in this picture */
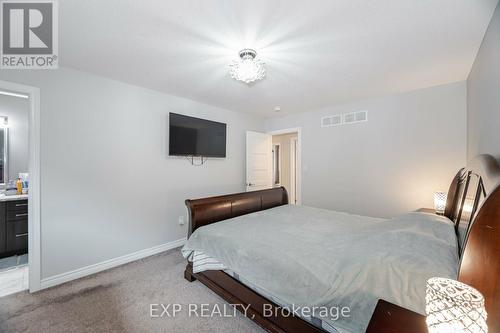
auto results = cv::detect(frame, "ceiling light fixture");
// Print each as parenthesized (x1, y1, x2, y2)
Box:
(229, 49, 266, 84)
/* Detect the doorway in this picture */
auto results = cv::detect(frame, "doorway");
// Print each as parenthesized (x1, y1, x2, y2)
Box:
(0, 90, 30, 296)
(271, 131, 299, 205)
(0, 80, 41, 295)
(244, 128, 301, 204)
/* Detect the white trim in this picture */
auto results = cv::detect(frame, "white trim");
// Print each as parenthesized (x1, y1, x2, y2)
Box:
(1, 125, 8, 186)
(40, 238, 187, 290)
(0, 90, 29, 99)
(0, 80, 42, 292)
(272, 142, 282, 186)
(268, 127, 302, 205)
(290, 136, 298, 204)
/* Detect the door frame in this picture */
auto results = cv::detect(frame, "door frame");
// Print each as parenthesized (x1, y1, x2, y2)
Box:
(268, 127, 302, 205)
(289, 136, 298, 204)
(272, 142, 282, 186)
(0, 80, 42, 292)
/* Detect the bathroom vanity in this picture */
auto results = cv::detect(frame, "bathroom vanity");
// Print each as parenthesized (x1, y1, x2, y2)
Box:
(0, 195, 28, 259)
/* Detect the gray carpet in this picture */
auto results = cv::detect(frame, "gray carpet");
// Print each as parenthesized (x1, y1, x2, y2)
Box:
(0, 248, 263, 333)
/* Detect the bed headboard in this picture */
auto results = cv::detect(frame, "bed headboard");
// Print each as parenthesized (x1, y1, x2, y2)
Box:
(447, 154, 500, 332)
(185, 186, 288, 237)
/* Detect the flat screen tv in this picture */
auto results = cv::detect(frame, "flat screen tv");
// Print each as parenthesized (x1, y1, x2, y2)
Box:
(169, 113, 227, 157)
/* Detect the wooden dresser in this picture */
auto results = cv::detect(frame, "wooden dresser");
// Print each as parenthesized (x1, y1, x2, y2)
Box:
(0, 199, 28, 258)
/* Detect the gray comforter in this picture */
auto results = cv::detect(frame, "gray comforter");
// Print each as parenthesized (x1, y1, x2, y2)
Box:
(182, 205, 458, 333)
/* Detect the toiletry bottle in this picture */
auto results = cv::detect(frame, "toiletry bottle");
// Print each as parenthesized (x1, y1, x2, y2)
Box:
(16, 178, 22, 195)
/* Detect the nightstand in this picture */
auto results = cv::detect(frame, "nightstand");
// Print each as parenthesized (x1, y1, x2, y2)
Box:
(365, 299, 428, 333)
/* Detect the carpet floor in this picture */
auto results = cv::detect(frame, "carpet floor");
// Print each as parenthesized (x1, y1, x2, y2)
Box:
(0, 248, 264, 333)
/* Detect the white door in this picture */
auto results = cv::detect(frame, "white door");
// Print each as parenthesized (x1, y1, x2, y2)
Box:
(246, 131, 272, 191)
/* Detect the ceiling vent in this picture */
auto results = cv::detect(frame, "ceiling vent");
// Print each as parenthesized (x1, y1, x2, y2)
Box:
(321, 114, 342, 127)
(343, 110, 368, 124)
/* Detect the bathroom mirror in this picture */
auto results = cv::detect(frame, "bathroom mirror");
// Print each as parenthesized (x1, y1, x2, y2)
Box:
(0, 126, 7, 185)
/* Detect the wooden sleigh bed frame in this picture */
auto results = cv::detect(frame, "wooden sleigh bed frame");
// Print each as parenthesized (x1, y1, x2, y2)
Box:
(184, 154, 500, 333)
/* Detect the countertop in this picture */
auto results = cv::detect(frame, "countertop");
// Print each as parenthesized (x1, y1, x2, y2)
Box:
(0, 193, 29, 202)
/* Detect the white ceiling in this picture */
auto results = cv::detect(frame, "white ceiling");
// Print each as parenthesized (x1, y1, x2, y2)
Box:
(60, 0, 498, 117)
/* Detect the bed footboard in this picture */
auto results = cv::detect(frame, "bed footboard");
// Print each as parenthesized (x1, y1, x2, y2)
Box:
(185, 187, 288, 237)
(184, 262, 324, 333)
(182, 187, 328, 332)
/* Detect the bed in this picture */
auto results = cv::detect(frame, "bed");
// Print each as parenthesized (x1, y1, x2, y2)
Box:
(182, 154, 500, 333)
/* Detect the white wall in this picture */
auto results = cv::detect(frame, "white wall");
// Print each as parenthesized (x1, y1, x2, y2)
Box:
(467, 2, 500, 161)
(266, 82, 467, 217)
(0, 68, 263, 279)
(0, 95, 29, 184)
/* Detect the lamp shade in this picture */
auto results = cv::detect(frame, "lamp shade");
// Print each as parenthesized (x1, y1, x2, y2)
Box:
(434, 191, 447, 214)
(426, 277, 488, 333)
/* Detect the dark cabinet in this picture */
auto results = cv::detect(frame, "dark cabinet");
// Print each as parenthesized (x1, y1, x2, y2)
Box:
(0, 199, 28, 258)
(6, 219, 28, 252)
(0, 202, 5, 253)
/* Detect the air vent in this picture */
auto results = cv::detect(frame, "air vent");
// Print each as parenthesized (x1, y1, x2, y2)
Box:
(355, 111, 368, 122)
(321, 114, 342, 127)
(343, 113, 356, 123)
(343, 111, 368, 124)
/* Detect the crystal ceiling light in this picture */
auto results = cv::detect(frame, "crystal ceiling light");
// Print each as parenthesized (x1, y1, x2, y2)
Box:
(229, 49, 266, 84)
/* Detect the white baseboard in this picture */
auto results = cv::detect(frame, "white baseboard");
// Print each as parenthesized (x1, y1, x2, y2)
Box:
(40, 237, 187, 290)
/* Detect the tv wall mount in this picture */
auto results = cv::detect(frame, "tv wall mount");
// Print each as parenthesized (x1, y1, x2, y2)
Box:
(186, 155, 207, 166)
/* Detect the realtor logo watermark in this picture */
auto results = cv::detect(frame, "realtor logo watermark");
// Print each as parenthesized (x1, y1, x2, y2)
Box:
(150, 303, 351, 322)
(0, 0, 58, 69)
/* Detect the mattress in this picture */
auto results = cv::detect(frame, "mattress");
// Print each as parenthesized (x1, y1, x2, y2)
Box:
(182, 204, 458, 333)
